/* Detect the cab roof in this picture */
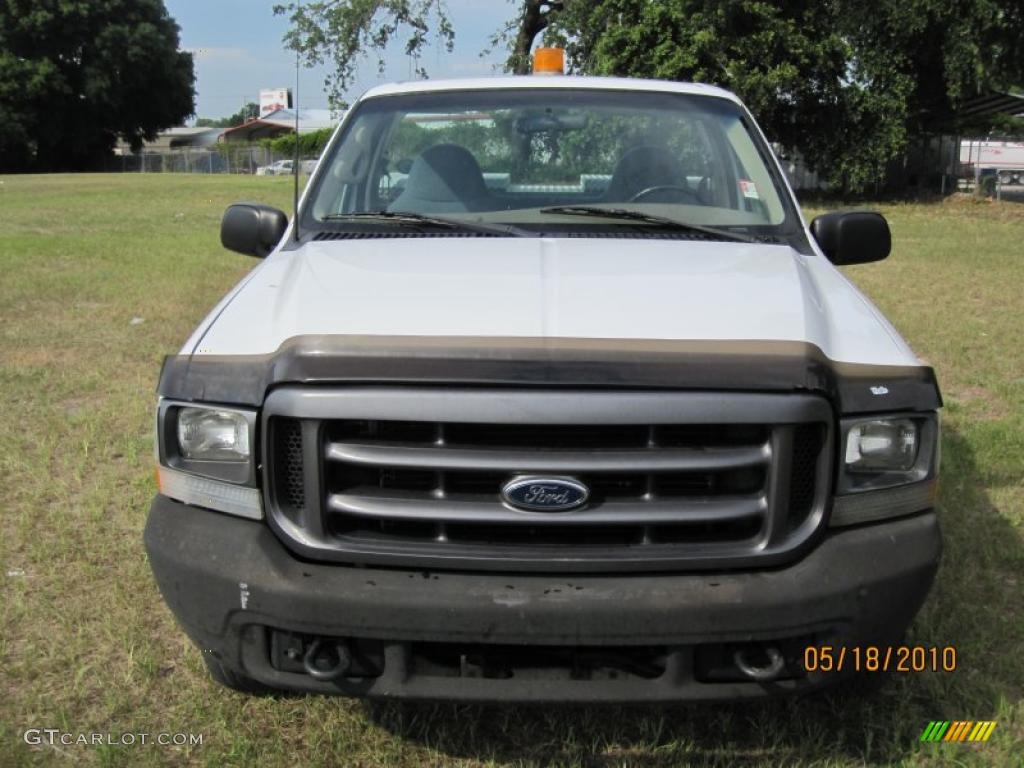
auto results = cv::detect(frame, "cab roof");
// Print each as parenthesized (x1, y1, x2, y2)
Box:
(359, 75, 742, 104)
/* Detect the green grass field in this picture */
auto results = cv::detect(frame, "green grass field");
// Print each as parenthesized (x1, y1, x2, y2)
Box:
(1, 174, 1022, 767)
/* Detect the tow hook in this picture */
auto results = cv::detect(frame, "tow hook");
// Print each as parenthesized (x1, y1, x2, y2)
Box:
(302, 638, 352, 681)
(733, 645, 786, 681)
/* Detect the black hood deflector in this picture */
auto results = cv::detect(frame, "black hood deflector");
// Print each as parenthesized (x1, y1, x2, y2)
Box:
(157, 335, 941, 415)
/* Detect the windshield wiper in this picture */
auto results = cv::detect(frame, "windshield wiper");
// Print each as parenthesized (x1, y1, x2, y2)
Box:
(320, 211, 531, 238)
(538, 205, 754, 243)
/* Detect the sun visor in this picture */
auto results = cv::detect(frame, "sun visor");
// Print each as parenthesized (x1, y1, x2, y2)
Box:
(330, 123, 373, 183)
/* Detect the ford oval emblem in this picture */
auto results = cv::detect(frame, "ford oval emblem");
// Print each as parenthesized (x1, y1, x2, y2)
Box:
(500, 476, 590, 512)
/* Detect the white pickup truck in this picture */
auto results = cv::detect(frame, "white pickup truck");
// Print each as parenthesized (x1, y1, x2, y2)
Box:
(145, 68, 942, 702)
(960, 139, 1024, 185)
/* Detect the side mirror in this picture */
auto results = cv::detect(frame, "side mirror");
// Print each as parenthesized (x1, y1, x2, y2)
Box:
(220, 203, 288, 258)
(809, 211, 891, 265)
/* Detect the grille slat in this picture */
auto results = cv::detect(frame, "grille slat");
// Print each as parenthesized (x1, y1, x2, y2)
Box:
(264, 388, 833, 573)
(327, 491, 767, 526)
(325, 440, 770, 473)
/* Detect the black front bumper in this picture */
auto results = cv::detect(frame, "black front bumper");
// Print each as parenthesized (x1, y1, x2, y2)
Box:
(144, 495, 941, 702)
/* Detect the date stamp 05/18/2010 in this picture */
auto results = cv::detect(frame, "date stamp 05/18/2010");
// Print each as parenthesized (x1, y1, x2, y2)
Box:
(803, 645, 957, 673)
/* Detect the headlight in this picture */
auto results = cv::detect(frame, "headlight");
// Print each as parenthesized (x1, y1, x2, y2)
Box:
(831, 412, 939, 527)
(844, 418, 918, 472)
(178, 408, 250, 461)
(156, 400, 262, 519)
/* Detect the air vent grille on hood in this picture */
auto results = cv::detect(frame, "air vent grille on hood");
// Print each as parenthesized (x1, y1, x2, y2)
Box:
(310, 230, 773, 241)
(312, 231, 497, 241)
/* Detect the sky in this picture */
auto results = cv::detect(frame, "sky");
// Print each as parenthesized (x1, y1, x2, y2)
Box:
(164, 0, 514, 121)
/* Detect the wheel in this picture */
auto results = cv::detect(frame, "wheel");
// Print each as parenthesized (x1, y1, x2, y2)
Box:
(203, 656, 271, 694)
(997, 170, 1013, 185)
(628, 184, 701, 203)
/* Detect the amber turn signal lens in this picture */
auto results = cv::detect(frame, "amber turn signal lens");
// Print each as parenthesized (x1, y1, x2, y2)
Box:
(533, 47, 565, 75)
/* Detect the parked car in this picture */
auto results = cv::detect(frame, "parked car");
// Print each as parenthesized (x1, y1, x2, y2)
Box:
(146, 56, 942, 702)
(256, 159, 293, 176)
(256, 158, 319, 176)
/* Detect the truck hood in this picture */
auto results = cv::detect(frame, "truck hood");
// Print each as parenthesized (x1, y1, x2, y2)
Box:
(189, 237, 918, 367)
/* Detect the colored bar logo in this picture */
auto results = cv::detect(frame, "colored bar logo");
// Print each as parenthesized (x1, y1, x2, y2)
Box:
(921, 721, 996, 742)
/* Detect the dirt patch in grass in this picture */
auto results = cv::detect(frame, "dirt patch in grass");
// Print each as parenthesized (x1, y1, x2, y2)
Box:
(950, 386, 1010, 421)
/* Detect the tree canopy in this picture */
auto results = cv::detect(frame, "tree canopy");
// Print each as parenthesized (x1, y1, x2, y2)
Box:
(553, 0, 1024, 189)
(544, 2, 879, 188)
(278, 0, 1024, 190)
(841, 0, 1023, 136)
(196, 103, 260, 129)
(0, 0, 195, 171)
(274, 0, 455, 108)
(262, 127, 335, 157)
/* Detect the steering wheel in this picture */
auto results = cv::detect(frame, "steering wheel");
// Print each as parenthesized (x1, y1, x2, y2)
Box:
(628, 185, 701, 203)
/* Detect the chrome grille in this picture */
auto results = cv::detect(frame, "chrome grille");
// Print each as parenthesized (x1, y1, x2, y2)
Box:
(264, 388, 832, 572)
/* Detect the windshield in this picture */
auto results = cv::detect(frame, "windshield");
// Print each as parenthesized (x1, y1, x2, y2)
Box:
(304, 87, 797, 237)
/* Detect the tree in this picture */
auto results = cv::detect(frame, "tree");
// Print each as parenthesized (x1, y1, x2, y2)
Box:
(226, 102, 261, 127)
(235, 102, 261, 126)
(275, 0, 562, 174)
(839, 0, 1024, 136)
(196, 103, 261, 128)
(0, 0, 195, 171)
(277, 0, 1024, 191)
(274, 1, 455, 108)
(264, 127, 335, 156)
(553, 1, 1024, 190)
(547, 2, 901, 190)
(487, 1, 565, 75)
(276, 1, 569, 101)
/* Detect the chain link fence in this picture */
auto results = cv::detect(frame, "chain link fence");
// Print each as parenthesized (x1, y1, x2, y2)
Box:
(105, 146, 319, 175)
